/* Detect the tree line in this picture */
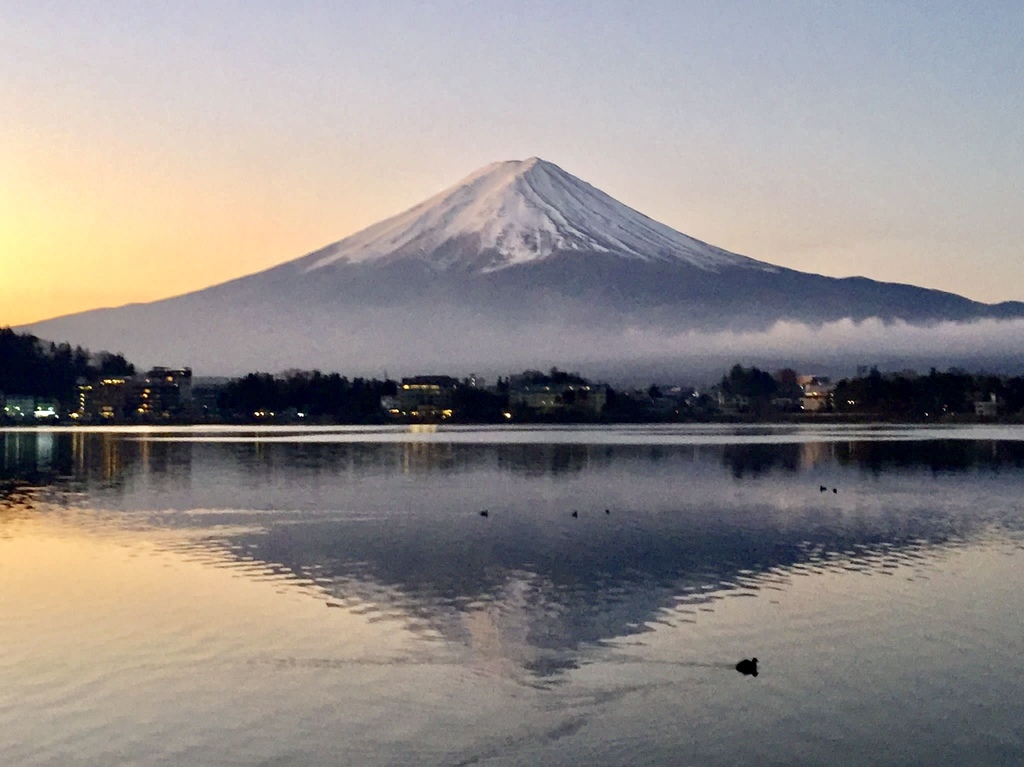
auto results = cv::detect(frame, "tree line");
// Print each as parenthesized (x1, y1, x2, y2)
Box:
(216, 371, 398, 422)
(0, 327, 135, 404)
(832, 367, 1024, 419)
(718, 363, 1024, 419)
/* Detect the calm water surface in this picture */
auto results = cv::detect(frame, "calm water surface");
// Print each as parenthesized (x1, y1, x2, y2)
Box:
(2, 424, 1023, 766)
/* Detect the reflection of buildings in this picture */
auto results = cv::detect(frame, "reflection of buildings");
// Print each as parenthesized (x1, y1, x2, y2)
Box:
(2, 430, 55, 472)
(835, 438, 1024, 471)
(100, 432, 124, 481)
(496, 443, 597, 476)
(392, 440, 603, 476)
(69, 430, 130, 482)
(0, 430, 195, 490)
(400, 434, 457, 473)
(721, 443, 802, 476)
(798, 441, 837, 469)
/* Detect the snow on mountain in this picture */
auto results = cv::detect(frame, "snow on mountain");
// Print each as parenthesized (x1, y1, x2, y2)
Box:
(298, 157, 774, 274)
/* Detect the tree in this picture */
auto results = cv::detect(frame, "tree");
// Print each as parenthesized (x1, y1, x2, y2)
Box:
(721, 364, 777, 399)
(0, 327, 140, 408)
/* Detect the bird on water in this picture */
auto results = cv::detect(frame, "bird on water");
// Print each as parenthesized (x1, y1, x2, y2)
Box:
(479, 510, 489, 517)
(735, 658, 758, 677)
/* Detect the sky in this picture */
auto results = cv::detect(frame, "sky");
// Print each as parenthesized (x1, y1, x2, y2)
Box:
(3, 1, 1023, 327)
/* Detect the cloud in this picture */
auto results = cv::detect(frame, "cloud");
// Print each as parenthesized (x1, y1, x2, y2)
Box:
(20, 300, 1024, 380)
(443, 316, 1024, 381)
(616, 317, 1024, 358)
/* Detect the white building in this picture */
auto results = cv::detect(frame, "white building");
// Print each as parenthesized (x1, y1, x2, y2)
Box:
(798, 376, 835, 412)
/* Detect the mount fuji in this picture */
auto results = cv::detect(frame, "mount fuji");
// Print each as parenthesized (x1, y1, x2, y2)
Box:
(20, 158, 1024, 376)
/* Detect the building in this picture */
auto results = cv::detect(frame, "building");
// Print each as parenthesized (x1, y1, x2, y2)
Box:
(714, 389, 750, 413)
(2, 395, 34, 420)
(509, 381, 606, 416)
(798, 375, 835, 412)
(77, 377, 129, 420)
(974, 393, 999, 417)
(2, 395, 38, 420)
(76, 370, 191, 421)
(383, 375, 459, 419)
(132, 367, 193, 418)
(1, 395, 58, 420)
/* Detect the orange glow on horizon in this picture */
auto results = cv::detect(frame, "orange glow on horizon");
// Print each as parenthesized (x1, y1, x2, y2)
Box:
(0, 128, 399, 328)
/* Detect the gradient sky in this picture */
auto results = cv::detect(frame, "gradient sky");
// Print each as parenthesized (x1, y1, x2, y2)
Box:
(3, 1, 1022, 327)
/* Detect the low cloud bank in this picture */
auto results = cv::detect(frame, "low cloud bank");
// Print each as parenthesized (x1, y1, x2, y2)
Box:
(618, 317, 1024, 358)
(20, 306, 1024, 380)
(444, 316, 1024, 382)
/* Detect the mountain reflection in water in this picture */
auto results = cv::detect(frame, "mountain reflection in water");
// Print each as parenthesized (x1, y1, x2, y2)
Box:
(3, 426, 1024, 684)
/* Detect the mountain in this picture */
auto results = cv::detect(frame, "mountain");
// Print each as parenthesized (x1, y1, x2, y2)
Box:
(292, 157, 768, 273)
(19, 158, 1024, 376)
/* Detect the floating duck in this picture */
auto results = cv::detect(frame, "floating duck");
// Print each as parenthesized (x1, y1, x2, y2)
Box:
(735, 658, 758, 677)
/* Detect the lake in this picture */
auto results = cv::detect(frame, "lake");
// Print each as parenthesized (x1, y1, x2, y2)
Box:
(2, 424, 1023, 766)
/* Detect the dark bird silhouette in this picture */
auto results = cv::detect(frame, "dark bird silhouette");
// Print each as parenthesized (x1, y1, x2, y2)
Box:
(479, 510, 489, 517)
(832, 488, 837, 494)
(819, 485, 827, 492)
(605, 508, 611, 515)
(571, 510, 578, 518)
(735, 658, 758, 677)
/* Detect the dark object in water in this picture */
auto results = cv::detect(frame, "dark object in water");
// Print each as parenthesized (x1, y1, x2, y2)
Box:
(819, 485, 827, 492)
(832, 488, 837, 494)
(479, 510, 489, 517)
(736, 658, 758, 677)
(571, 510, 578, 518)
(605, 508, 611, 514)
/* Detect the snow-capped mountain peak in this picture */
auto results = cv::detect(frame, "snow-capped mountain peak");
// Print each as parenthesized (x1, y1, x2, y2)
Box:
(299, 158, 772, 273)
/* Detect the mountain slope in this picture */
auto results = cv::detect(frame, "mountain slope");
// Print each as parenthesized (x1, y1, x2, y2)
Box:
(18, 158, 1024, 375)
